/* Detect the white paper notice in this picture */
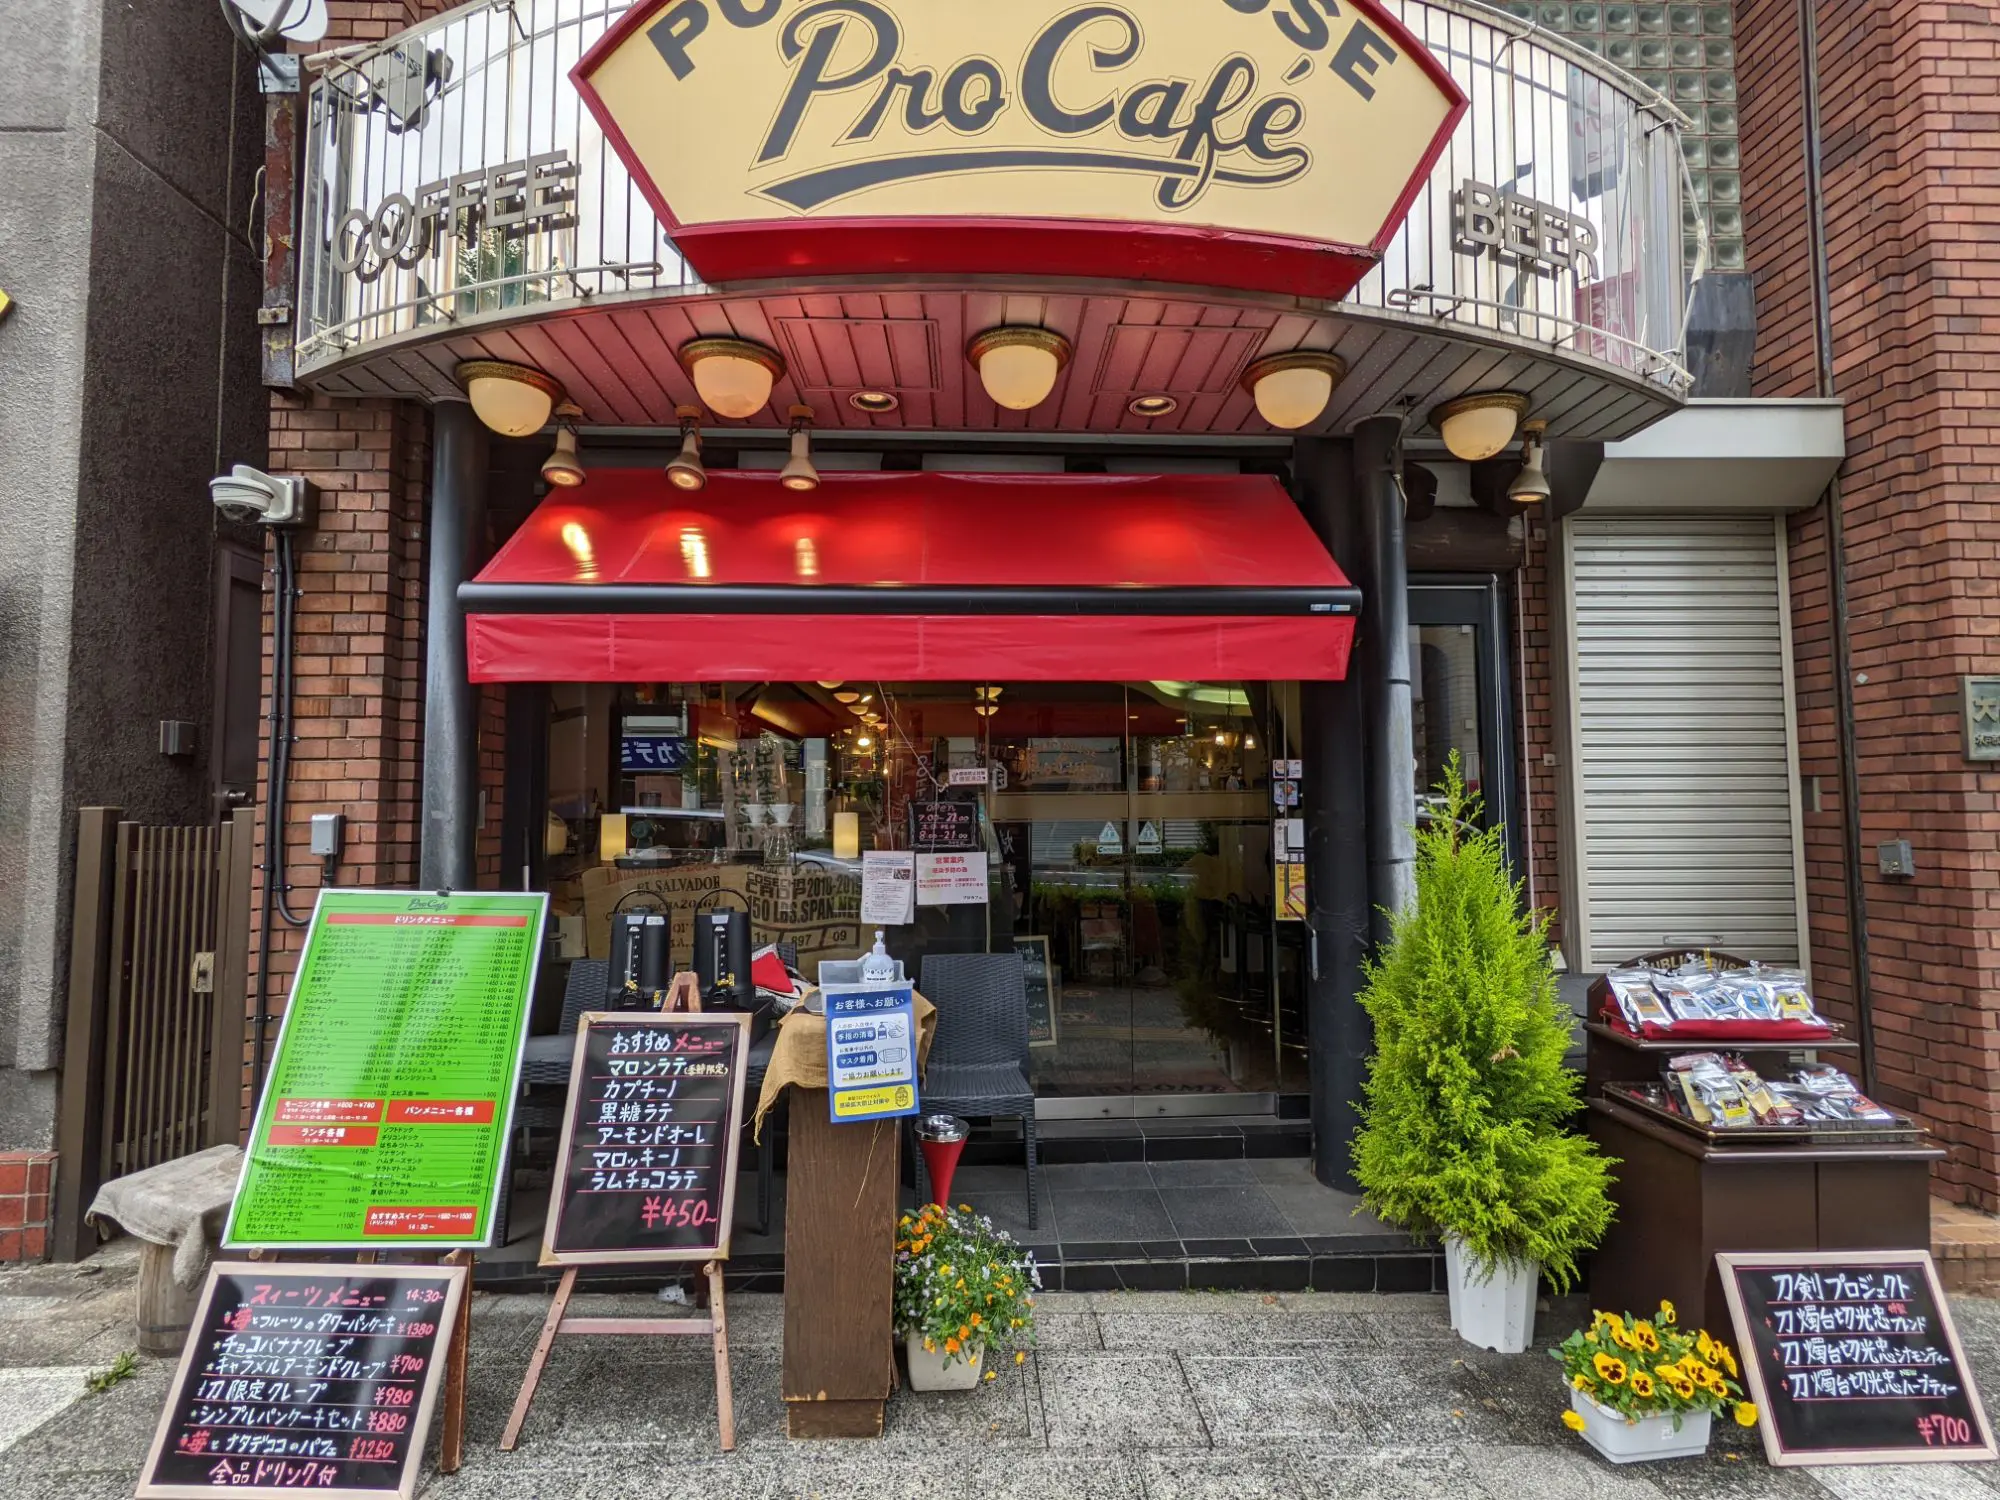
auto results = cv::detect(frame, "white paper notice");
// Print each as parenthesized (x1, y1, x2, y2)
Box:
(916, 851, 989, 907)
(861, 851, 916, 925)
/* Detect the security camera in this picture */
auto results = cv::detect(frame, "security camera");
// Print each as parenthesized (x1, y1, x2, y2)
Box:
(209, 465, 316, 527)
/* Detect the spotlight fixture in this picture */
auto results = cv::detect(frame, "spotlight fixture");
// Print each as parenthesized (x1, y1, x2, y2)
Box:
(780, 405, 820, 492)
(540, 402, 587, 489)
(665, 405, 707, 492)
(1241, 351, 1347, 430)
(1430, 391, 1530, 462)
(456, 359, 563, 437)
(974, 704, 998, 718)
(849, 389, 900, 414)
(975, 686, 1003, 702)
(1128, 394, 1179, 419)
(679, 337, 785, 420)
(968, 326, 1073, 411)
(1506, 420, 1552, 504)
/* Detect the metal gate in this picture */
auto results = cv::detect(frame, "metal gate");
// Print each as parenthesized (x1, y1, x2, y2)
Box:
(52, 807, 255, 1260)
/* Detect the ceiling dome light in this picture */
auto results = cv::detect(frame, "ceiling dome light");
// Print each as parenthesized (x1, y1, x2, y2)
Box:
(665, 406, 706, 492)
(1431, 391, 1530, 461)
(1128, 394, 1178, 419)
(1507, 420, 1552, 504)
(968, 327, 1073, 411)
(680, 337, 785, 421)
(540, 402, 587, 489)
(849, 390, 900, 414)
(1241, 351, 1347, 430)
(457, 360, 563, 437)
(835, 691, 861, 704)
(781, 405, 820, 492)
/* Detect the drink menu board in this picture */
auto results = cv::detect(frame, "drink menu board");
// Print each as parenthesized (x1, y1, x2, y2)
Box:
(136, 1263, 466, 1500)
(1718, 1250, 1998, 1466)
(542, 1012, 751, 1265)
(224, 890, 547, 1250)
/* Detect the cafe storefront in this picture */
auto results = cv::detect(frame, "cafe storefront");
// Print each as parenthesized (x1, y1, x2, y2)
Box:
(264, 0, 1694, 1256)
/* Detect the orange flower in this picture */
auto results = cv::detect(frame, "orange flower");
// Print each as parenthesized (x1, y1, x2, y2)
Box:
(944, 1337, 960, 1355)
(969, 1313, 983, 1328)
(959, 1325, 970, 1340)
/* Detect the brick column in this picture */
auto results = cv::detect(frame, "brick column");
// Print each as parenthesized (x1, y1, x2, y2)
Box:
(1739, 0, 2000, 1204)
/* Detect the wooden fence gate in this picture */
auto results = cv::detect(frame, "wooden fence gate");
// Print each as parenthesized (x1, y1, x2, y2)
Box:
(52, 807, 255, 1260)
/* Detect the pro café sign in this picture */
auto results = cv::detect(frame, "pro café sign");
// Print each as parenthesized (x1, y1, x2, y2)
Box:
(573, 0, 1467, 297)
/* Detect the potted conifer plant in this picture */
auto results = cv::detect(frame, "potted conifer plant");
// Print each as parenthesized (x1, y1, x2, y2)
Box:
(1352, 757, 1615, 1353)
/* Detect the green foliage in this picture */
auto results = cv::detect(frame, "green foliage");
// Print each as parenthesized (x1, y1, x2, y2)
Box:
(87, 1352, 139, 1394)
(1351, 755, 1615, 1291)
(894, 1203, 1039, 1369)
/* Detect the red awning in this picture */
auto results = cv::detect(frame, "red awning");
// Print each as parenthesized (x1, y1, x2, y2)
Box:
(462, 471, 1358, 683)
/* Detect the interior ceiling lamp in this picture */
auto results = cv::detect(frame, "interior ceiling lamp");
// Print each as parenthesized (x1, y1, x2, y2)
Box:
(781, 405, 820, 492)
(680, 337, 785, 420)
(539, 402, 587, 489)
(835, 690, 861, 704)
(1430, 391, 1531, 462)
(968, 327, 1073, 411)
(1129, 394, 1178, 418)
(1241, 351, 1347, 430)
(849, 389, 899, 414)
(456, 360, 563, 438)
(833, 811, 860, 860)
(1507, 420, 1552, 504)
(665, 405, 707, 492)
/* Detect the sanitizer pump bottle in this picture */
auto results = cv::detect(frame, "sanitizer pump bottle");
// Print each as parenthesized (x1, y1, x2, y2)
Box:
(861, 930, 896, 983)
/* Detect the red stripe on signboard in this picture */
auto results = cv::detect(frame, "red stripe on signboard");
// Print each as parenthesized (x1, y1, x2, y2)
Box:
(274, 1098, 385, 1124)
(269, 1125, 381, 1148)
(387, 1100, 497, 1125)
(325, 914, 531, 926)
(364, 1207, 479, 1237)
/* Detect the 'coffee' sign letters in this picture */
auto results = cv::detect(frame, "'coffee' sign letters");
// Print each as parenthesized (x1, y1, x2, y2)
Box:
(573, 0, 1467, 297)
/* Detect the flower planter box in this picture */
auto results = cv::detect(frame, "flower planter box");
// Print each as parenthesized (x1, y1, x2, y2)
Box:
(1444, 1235, 1537, 1354)
(904, 1333, 984, 1392)
(1571, 1389, 1712, 1464)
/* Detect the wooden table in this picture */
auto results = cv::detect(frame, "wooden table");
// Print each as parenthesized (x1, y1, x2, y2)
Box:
(1584, 1021, 1942, 1335)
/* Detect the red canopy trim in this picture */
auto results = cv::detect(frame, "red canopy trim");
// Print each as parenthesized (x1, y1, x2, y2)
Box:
(462, 470, 1358, 683)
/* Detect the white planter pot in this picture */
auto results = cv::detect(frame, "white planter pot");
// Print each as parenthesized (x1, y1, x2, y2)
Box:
(1570, 1389, 1712, 1464)
(1442, 1235, 1538, 1354)
(903, 1333, 984, 1392)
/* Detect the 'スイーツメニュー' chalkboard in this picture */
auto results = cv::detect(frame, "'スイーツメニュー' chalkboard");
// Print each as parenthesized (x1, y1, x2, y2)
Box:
(540, 1011, 751, 1265)
(1718, 1250, 1997, 1467)
(137, 1262, 468, 1500)
(1013, 936, 1058, 1048)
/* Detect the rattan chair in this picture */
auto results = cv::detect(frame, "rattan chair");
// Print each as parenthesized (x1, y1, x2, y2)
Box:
(916, 952, 1039, 1228)
(519, 960, 608, 1088)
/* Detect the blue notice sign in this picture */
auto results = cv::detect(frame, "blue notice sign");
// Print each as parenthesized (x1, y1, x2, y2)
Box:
(822, 982, 920, 1124)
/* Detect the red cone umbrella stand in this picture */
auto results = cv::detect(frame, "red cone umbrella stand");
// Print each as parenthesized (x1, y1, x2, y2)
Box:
(914, 1114, 970, 1209)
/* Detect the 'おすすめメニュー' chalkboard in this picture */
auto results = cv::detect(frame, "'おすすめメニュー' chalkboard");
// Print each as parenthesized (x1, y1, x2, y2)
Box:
(136, 1262, 467, 1500)
(541, 1008, 751, 1266)
(1718, 1250, 1997, 1466)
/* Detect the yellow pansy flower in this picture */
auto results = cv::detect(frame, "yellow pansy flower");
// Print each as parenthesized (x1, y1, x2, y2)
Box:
(1562, 1410, 1588, 1432)
(1629, 1372, 1657, 1399)
(1632, 1322, 1661, 1353)
(1668, 1375, 1697, 1401)
(1592, 1353, 1628, 1384)
(1571, 1374, 1591, 1391)
(1735, 1402, 1759, 1428)
(1715, 1343, 1738, 1378)
(1658, 1300, 1677, 1325)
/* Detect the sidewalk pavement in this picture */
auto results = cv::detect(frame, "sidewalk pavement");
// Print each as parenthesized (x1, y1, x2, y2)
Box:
(7, 1242, 2000, 1499)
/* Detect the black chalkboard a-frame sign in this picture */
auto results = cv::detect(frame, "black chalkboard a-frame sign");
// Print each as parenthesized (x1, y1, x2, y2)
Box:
(1718, 1249, 1998, 1467)
(136, 1262, 467, 1500)
(540, 1009, 752, 1267)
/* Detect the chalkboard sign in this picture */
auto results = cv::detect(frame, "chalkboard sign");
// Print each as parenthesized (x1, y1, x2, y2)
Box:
(137, 1262, 466, 1500)
(908, 800, 979, 853)
(541, 1011, 751, 1265)
(1014, 936, 1058, 1048)
(1718, 1250, 1997, 1467)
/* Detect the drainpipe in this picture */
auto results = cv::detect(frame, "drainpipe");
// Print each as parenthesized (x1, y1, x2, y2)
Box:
(1798, 0, 1876, 1090)
(1292, 439, 1372, 1193)
(420, 399, 488, 891)
(1355, 414, 1417, 942)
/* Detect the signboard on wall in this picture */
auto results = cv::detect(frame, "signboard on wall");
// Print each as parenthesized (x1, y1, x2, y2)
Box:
(223, 891, 545, 1250)
(571, 0, 1468, 297)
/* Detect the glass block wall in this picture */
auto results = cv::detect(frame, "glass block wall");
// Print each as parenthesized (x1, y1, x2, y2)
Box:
(1498, 2, 1744, 272)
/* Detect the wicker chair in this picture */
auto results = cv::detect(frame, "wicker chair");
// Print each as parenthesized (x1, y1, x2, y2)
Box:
(916, 952, 1039, 1228)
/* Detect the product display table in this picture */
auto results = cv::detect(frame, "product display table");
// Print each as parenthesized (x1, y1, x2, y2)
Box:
(755, 1001, 936, 1440)
(1585, 1024, 1942, 1335)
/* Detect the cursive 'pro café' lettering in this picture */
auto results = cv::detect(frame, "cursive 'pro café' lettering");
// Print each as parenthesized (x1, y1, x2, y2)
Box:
(644, 1, 1402, 212)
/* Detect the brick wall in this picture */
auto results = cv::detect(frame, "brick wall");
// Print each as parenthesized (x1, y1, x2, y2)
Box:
(240, 396, 429, 1123)
(1739, 0, 2000, 1204)
(1516, 517, 1566, 948)
(0, 1151, 56, 1262)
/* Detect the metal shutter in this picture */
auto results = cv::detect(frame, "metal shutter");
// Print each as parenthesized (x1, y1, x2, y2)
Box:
(1567, 516, 1802, 968)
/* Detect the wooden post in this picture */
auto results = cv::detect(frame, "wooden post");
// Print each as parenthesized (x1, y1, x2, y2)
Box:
(708, 1261, 736, 1452)
(439, 1249, 473, 1473)
(51, 808, 121, 1262)
(500, 1266, 576, 1452)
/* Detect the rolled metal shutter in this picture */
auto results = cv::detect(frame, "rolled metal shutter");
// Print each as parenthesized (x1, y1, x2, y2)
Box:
(1568, 515, 1801, 968)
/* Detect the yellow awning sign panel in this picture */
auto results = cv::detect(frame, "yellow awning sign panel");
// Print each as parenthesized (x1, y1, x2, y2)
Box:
(573, 0, 1467, 297)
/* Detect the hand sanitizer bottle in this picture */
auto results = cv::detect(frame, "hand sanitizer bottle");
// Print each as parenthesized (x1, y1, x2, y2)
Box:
(860, 930, 896, 983)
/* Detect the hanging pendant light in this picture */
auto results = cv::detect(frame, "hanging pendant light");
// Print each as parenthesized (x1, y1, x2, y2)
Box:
(539, 402, 587, 488)
(665, 406, 707, 492)
(1506, 421, 1552, 504)
(780, 405, 820, 492)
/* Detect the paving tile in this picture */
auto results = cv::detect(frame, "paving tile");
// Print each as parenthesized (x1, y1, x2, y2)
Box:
(1145, 1445, 1477, 1500)
(1048, 1188, 1176, 1241)
(1263, 1182, 1397, 1237)
(1097, 1308, 1380, 1354)
(1183, 1354, 1372, 1445)
(1041, 1161, 1154, 1191)
(1637, 1446, 1842, 1500)
(877, 1354, 1038, 1450)
(1332, 1351, 1519, 1444)
(1149, 1160, 1260, 1188)
(0, 1363, 166, 1471)
(1159, 1186, 1297, 1239)
(1036, 1352, 1210, 1449)
(1458, 1442, 1675, 1499)
(1809, 1463, 2000, 1500)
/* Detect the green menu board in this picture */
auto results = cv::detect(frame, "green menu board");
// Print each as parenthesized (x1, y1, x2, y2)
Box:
(223, 889, 547, 1250)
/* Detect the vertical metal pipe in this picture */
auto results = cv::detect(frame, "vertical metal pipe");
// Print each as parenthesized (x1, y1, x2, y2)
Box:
(1293, 438, 1372, 1193)
(421, 400, 489, 892)
(1355, 414, 1417, 942)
